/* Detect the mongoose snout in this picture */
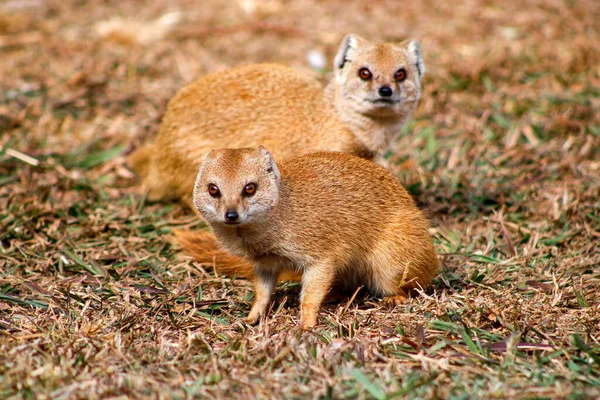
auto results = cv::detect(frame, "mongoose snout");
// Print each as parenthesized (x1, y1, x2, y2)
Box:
(378, 86, 393, 97)
(224, 210, 239, 223)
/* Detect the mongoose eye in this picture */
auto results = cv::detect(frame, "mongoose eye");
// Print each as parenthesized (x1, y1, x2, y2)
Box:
(395, 68, 407, 82)
(243, 182, 257, 197)
(358, 68, 372, 80)
(208, 184, 220, 197)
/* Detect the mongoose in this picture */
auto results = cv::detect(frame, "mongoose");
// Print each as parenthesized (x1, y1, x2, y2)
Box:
(129, 34, 426, 208)
(179, 147, 439, 330)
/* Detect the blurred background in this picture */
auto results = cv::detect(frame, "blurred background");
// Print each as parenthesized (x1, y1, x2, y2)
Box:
(2, 0, 598, 156)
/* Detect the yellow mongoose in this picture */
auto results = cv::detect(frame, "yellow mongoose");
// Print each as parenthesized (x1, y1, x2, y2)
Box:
(179, 147, 439, 330)
(129, 34, 426, 207)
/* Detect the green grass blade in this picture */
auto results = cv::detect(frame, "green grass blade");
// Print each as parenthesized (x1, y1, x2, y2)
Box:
(349, 369, 386, 400)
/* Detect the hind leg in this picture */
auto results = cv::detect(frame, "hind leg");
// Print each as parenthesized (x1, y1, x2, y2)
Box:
(142, 161, 179, 202)
(128, 146, 172, 202)
(369, 258, 414, 308)
(382, 291, 409, 308)
(182, 192, 196, 211)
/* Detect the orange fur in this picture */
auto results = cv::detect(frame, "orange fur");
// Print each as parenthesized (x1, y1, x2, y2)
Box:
(174, 229, 301, 282)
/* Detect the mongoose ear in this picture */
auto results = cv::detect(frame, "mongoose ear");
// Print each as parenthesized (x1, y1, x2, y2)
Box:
(334, 34, 367, 71)
(192, 152, 213, 211)
(406, 39, 425, 78)
(257, 146, 281, 182)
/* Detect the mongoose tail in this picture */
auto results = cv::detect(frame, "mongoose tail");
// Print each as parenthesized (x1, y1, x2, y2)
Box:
(174, 229, 302, 282)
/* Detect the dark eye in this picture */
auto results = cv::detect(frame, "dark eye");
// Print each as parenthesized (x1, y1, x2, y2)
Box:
(395, 68, 407, 82)
(358, 68, 372, 80)
(208, 184, 220, 197)
(243, 182, 256, 196)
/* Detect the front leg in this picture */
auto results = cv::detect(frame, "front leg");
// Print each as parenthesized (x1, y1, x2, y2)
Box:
(299, 264, 334, 330)
(245, 265, 280, 325)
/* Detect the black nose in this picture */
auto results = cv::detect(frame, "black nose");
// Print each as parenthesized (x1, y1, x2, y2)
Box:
(378, 86, 393, 97)
(224, 210, 239, 222)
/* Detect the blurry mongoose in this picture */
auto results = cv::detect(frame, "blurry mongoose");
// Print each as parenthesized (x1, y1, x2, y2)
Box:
(129, 34, 426, 208)
(177, 147, 439, 330)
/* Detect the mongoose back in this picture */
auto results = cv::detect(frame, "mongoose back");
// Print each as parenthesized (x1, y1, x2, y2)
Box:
(184, 147, 439, 330)
(129, 34, 426, 207)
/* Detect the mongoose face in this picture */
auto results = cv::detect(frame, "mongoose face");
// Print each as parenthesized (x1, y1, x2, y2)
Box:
(193, 147, 281, 227)
(334, 34, 425, 118)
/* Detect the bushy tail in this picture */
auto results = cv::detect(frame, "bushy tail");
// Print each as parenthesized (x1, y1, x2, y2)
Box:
(174, 229, 255, 278)
(173, 229, 301, 282)
(127, 144, 155, 180)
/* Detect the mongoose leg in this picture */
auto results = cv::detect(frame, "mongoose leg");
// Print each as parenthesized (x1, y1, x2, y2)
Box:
(245, 266, 280, 324)
(299, 266, 334, 330)
(182, 193, 195, 211)
(382, 291, 408, 308)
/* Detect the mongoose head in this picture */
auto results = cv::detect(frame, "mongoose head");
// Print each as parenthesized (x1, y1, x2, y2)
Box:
(193, 146, 281, 227)
(333, 34, 425, 118)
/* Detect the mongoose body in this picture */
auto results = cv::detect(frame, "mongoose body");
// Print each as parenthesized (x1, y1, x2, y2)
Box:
(129, 34, 426, 207)
(188, 147, 439, 329)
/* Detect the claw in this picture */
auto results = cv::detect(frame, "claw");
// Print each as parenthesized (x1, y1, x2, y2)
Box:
(382, 293, 408, 308)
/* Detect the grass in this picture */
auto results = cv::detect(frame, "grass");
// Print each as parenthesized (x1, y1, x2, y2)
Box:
(1, 0, 599, 398)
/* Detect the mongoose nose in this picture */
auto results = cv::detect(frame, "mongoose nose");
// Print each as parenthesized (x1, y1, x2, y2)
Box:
(224, 210, 239, 222)
(378, 86, 393, 97)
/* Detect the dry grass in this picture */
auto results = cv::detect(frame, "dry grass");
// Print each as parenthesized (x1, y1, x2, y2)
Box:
(1, 0, 599, 398)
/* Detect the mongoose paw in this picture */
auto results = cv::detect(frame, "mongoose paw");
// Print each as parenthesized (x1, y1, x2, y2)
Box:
(299, 319, 317, 331)
(300, 304, 319, 330)
(244, 314, 260, 325)
(382, 294, 408, 308)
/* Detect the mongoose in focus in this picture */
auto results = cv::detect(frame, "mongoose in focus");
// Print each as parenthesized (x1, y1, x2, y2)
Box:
(179, 147, 439, 330)
(129, 34, 426, 208)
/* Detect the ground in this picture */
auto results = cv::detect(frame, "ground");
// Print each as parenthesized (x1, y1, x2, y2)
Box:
(1, 0, 599, 398)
